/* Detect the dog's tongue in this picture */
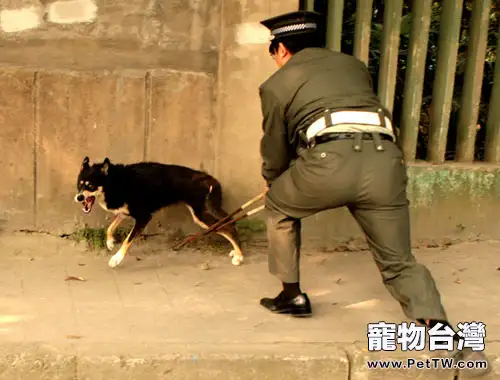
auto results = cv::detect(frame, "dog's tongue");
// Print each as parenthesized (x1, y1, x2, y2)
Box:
(82, 196, 95, 214)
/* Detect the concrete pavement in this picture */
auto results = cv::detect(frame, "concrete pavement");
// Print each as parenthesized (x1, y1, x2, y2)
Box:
(0, 232, 499, 379)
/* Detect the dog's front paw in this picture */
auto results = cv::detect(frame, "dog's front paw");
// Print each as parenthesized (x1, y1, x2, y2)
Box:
(108, 251, 125, 268)
(229, 250, 243, 266)
(106, 238, 115, 251)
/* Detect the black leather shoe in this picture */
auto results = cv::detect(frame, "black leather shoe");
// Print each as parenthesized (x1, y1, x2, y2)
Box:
(260, 291, 312, 317)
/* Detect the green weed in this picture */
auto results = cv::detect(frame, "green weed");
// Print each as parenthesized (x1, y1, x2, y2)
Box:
(70, 225, 129, 251)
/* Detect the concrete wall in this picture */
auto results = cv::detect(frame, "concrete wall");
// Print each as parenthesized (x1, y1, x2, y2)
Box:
(0, 0, 297, 238)
(0, 67, 216, 234)
(2, 0, 500, 245)
(0, 0, 223, 234)
(0, 0, 290, 236)
(214, 1, 297, 206)
(0, 0, 220, 72)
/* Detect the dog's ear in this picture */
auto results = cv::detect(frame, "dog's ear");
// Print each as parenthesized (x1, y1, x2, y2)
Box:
(102, 157, 110, 175)
(81, 156, 90, 169)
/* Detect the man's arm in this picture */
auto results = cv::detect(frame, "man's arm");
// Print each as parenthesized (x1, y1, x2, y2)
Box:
(259, 86, 289, 186)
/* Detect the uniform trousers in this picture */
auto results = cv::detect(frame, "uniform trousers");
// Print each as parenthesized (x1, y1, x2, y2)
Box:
(265, 133, 448, 321)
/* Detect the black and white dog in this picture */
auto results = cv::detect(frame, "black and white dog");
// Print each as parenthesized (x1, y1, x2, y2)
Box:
(74, 157, 243, 268)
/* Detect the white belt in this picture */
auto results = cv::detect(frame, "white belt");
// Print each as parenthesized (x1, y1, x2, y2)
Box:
(305, 110, 395, 141)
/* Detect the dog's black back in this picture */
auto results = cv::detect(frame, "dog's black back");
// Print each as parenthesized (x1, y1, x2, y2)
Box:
(76, 157, 243, 265)
(78, 159, 223, 219)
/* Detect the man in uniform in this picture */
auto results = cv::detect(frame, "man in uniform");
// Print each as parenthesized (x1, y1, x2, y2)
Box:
(256, 10, 489, 377)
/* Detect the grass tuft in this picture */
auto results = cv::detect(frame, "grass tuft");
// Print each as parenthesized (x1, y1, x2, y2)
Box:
(69, 225, 129, 251)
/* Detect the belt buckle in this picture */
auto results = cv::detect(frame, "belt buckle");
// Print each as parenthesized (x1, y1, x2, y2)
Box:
(309, 138, 316, 149)
(299, 129, 316, 149)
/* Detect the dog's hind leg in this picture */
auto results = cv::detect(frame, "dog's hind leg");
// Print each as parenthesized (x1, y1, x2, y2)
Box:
(185, 204, 244, 266)
(216, 229, 244, 266)
(205, 185, 244, 266)
(106, 214, 127, 251)
(109, 215, 151, 268)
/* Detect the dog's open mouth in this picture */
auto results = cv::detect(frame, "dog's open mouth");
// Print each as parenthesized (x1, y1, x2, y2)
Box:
(82, 196, 95, 214)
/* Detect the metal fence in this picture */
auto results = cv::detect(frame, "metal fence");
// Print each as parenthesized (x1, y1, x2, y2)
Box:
(299, 0, 500, 164)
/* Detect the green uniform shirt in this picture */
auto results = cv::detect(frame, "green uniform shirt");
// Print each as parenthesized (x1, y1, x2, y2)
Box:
(259, 47, 390, 185)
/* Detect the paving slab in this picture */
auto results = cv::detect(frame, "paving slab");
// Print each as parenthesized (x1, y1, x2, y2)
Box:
(348, 343, 456, 380)
(0, 342, 349, 380)
(0, 232, 498, 379)
(0, 343, 76, 380)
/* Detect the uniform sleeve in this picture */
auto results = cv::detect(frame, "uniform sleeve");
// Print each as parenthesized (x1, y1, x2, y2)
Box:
(259, 86, 290, 186)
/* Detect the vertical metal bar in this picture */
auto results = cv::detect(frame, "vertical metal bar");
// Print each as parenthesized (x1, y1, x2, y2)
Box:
(399, 0, 433, 162)
(485, 23, 500, 162)
(299, 0, 315, 11)
(426, 0, 464, 163)
(455, 0, 491, 162)
(326, 0, 344, 52)
(377, 0, 403, 114)
(353, 0, 373, 65)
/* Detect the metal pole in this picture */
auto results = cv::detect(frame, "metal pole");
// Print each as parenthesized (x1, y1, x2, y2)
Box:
(353, 0, 374, 65)
(377, 0, 403, 114)
(427, 0, 464, 163)
(326, 0, 344, 52)
(455, 0, 491, 162)
(299, 0, 315, 11)
(485, 22, 500, 162)
(399, 0, 433, 162)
